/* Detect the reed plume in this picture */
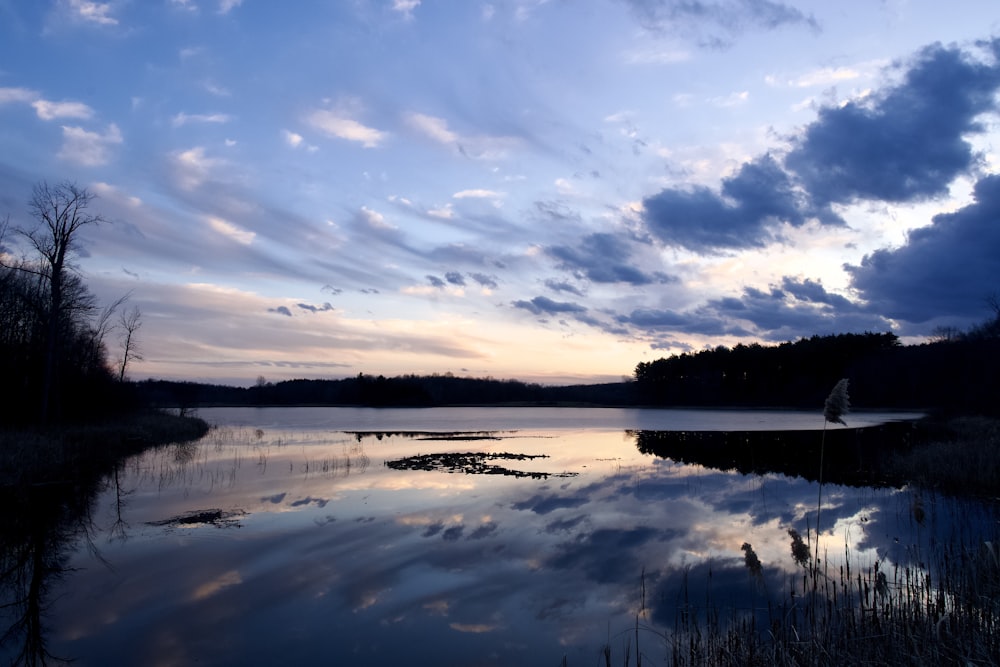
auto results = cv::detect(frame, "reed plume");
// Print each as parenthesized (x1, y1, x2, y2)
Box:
(816, 379, 850, 567)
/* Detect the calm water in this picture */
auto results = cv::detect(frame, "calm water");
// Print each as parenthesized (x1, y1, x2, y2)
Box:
(6, 407, 991, 667)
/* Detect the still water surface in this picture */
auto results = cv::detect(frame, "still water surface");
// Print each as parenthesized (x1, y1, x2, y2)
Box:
(8, 407, 992, 666)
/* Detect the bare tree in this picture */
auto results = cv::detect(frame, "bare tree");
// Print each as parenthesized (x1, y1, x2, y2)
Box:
(117, 305, 142, 381)
(20, 181, 105, 421)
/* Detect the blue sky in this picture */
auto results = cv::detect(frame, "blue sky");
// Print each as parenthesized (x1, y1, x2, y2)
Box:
(1, 0, 999, 385)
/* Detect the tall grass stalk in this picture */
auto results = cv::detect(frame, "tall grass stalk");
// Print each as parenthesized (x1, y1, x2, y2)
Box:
(816, 379, 849, 569)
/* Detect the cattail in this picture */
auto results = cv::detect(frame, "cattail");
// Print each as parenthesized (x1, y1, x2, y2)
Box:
(741, 542, 763, 579)
(788, 528, 811, 567)
(823, 378, 850, 426)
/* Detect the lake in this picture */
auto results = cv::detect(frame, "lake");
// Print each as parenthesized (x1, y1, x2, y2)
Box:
(3, 407, 993, 666)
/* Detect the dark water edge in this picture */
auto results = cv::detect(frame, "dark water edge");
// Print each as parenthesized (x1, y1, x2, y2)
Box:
(634, 420, 929, 489)
(0, 412, 208, 666)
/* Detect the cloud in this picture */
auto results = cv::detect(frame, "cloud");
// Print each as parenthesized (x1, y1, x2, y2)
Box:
(171, 146, 226, 190)
(297, 302, 335, 314)
(218, 0, 243, 14)
(453, 189, 504, 200)
(403, 111, 518, 160)
(172, 112, 233, 127)
(641, 41, 1000, 255)
(269, 305, 293, 317)
(427, 275, 446, 288)
(65, 0, 118, 26)
(621, 0, 817, 47)
(468, 273, 499, 290)
(33, 99, 94, 121)
(846, 173, 1000, 325)
(392, 0, 420, 19)
(702, 282, 890, 339)
(785, 40, 1000, 207)
(512, 296, 587, 316)
(547, 232, 672, 285)
(306, 109, 387, 148)
(641, 154, 812, 252)
(444, 272, 465, 286)
(0, 87, 37, 105)
(206, 215, 255, 245)
(0, 89, 95, 122)
(544, 279, 584, 297)
(57, 123, 123, 166)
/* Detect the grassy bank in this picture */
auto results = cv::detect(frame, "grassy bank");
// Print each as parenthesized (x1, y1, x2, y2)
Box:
(0, 410, 210, 487)
(890, 415, 1000, 497)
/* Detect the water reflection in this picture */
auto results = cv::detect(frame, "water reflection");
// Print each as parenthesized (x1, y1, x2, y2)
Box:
(1, 412, 995, 666)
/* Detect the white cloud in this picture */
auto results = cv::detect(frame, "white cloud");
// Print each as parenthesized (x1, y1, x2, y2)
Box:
(0, 87, 37, 105)
(405, 112, 459, 145)
(206, 215, 255, 245)
(218, 0, 243, 14)
(57, 123, 123, 166)
(32, 99, 95, 121)
(172, 112, 232, 127)
(66, 0, 118, 26)
(403, 111, 519, 160)
(359, 206, 395, 230)
(306, 109, 387, 148)
(453, 189, 503, 199)
(709, 91, 749, 107)
(171, 146, 225, 190)
(624, 46, 691, 65)
(170, 0, 197, 11)
(427, 204, 454, 219)
(282, 129, 304, 147)
(392, 0, 420, 18)
(767, 65, 867, 88)
(202, 80, 231, 97)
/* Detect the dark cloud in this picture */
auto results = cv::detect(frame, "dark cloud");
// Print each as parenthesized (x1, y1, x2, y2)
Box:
(547, 232, 666, 285)
(445, 271, 465, 286)
(297, 302, 334, 313)
(268, 306, 292, 317)
(468, 273, 499, 289)
(617, 307, 743, 337)
(426, 274, 446, 288)
(544, 278, 585, 297)
(512, 296, 588, 316)
(547, 527, 660, 584)
(642, 155, 811, 252)
(706, 282, 891, 339)
(786, 40, 1000, 207)
(622, 0, 817, 48)
(534, 200, 581, 223)
(846, 173, 1000, 324)
(512, 494, 589, 515)
(467, 522, 499, 540)
(642, 41, 1000, 255)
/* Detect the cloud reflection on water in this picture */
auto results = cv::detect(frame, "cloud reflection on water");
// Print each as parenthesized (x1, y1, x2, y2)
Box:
(15, 410, 994, 666)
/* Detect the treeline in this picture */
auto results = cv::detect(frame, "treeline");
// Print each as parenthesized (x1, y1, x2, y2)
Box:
(134, 325, 1000, 413)
(134, 374, 640, 409)
(634, 328, 1000, 413)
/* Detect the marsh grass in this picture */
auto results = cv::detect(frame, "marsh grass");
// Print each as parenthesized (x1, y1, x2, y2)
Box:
(892, 416, 1000, 497)
(0, 411, 209, 487)
(664, 533, 1000, 667)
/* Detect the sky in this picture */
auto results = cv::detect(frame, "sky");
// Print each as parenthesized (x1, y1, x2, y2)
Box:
(1, 0, 999, 386)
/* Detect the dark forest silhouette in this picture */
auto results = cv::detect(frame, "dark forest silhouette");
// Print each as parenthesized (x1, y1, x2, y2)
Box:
(136, 313, 999, 415)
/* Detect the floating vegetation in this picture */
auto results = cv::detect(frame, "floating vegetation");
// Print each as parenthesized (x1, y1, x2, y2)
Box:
(147, 508, 246, 529)
(386, 451, 577, 479)
(348, 430, 514, 442)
